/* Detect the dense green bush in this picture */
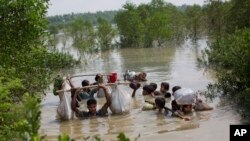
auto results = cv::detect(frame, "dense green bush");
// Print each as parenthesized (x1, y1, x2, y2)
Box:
(0, 73, 41, 140)
(204, 29, 250, 120)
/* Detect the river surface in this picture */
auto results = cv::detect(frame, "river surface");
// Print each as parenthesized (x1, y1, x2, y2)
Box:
(40, 38, 240, 141)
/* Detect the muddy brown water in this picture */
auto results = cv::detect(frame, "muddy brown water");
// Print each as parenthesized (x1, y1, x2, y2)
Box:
(40, 38, 240, 141)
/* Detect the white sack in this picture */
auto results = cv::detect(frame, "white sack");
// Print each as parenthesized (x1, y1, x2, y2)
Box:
(174, 88, 197, 105)
(57, 80, 74, 120)
(97, 86, 112, 98)
(110, 85, 131, 114)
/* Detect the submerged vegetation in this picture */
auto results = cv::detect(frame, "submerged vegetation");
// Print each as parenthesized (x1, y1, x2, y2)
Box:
(0, 0, 250, 140)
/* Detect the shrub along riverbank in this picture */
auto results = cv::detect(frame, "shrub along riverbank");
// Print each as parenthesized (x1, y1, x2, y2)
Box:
(0, 0, 78, 140)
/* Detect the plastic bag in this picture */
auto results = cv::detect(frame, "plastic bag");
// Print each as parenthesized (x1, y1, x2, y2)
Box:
(97, 86, 112, 98)
(174, 88, 197, 105)
(110, 85, 131, 114)
(56, 80, 74, 120)
(124, 70, 136, 80)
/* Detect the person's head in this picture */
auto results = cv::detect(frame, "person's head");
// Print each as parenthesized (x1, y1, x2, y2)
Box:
(140, 72, 147, 78)
(142, 83, 157, 95)
(143, 85, 150, 95)
(87, 98, 97, 114)
(149, 83, 157, 91)
(129, 81, 141, 90)
(81, 80, 90, 87)
(155, 97, 166, 110)
(160, 82, 169, 92)
(95, 73, 103, 83)
(182, 104, 193, 113)
(172, 86, 181, 94)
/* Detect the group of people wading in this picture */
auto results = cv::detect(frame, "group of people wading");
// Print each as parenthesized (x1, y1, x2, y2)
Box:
(55, 70, 213, 120)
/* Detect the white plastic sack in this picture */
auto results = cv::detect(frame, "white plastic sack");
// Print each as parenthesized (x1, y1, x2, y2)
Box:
(125, 70, 136, 80)
(110, 85, 131, 114)
(57, 80, 74, 120)
(174, 88, 197, 105)
(97, 86, 112, 98)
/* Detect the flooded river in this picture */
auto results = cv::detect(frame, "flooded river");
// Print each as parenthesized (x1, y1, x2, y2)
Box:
(40, 38, 240, 140)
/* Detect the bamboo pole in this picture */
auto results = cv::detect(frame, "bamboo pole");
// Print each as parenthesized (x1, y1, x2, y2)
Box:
(70, 74, 110, 79)
(56, 82, 129, 93)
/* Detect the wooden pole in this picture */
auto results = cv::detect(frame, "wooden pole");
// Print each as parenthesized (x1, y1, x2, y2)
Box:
(56, 82, 129, 93)
(70, 74, 110, 79)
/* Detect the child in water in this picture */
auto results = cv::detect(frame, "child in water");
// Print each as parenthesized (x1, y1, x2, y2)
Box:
(155, 97, 191, 120)
(78, 80, 98, 100)
(142, 82, 157, 97)
(154, 82, 171, 98)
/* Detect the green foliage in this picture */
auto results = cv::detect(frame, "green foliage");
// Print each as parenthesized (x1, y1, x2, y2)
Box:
(117, 133, 130, 141)
(58, 134, 74, 141)
(227, 0, 250, 33)
(55, 133, 139, 141)
(53, 75, 64, 95)
(0, 0, 78, 140)
(185, 5, 203, 40)
(47, 10, 118, 26)
(67, 17, 96, 51)
(0, 0, 76, 94)
(115, 2, 145, 47)
(205, 29, 250, 120)
(0, 0, 49, 66)
(115, 0, 186, 48)
(0, 74, 41, 140)
(203, 0, 231, 38)
(97, 17, 116, 51)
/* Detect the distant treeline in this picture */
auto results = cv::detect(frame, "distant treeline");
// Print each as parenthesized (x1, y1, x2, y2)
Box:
(47, 10, 118, 26)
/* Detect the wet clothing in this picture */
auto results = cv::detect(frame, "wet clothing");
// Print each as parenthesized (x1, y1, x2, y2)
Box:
(79, 88, 98, 100)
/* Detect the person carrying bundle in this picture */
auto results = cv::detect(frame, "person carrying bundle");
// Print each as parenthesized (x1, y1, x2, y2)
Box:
(71, 83, 111, 118)
(154, 97, 191, 121)
(171, 86, 213, 115)
(69, 78, 141, 118)
(123, 70, 147, 82)
(78, 80, 98, 100)
(93, 73, 112, 98)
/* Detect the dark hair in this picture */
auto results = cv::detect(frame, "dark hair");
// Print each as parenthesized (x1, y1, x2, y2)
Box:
(172, 86, 181, 93)
(161, 82, 169, 90)
(87, 98, 97, 106)
(143, 85, 150, 93)
(143, 83, 157, 94)
(155, 97, 166, 109)
(129, 81, 141, 90)
(141, 72, 147, 76)
(149, 83, 157, 91)
(95, 74, 102, 82)
(81, 80, 90, 87)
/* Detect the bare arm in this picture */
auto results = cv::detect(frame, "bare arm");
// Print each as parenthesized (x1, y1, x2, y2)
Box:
(98, 84, 111, 110)
(131, 89, 137, 98)
(67, 76, 75, 88)
(71, 89, 81, 114)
